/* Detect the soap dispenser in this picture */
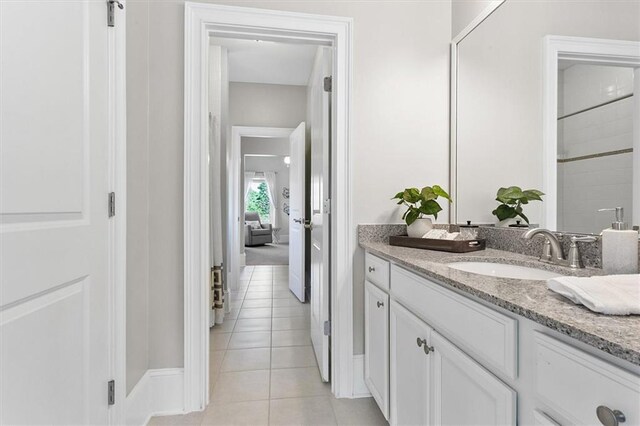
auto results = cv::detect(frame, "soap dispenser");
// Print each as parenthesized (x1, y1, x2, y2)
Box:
(598, 207, 639, 274)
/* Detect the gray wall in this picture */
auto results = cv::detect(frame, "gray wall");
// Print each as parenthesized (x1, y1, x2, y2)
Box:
(229, 82, 308, 127)
(126, 0, 150, 394)
(127, 0, 451, 373)
(451, 0, 495, 39)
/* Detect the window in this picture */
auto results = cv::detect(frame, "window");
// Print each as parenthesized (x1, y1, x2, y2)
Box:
(246, 180, 271, 223)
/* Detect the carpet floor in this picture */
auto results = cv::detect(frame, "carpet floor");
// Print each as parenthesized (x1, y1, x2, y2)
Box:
(245, 243, 289, 265)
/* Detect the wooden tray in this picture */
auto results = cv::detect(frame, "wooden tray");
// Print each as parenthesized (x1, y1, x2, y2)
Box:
(389, 235, 486, 253)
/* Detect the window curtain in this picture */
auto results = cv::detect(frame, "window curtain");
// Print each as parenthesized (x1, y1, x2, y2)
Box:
(244, 172, 256, 205)
(264, 171, 279, 229)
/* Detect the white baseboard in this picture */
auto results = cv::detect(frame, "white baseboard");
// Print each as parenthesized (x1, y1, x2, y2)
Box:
(240, 252, 246, 267)
(352, 354, 372, 398)
(126, 368, 185, 425)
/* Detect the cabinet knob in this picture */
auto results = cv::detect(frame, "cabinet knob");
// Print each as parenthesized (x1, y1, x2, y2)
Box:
(597, 406, 626, 426)
(376, 301, 384, 308)
(416, 338, 434, 355)
(368, 266, 375, 273)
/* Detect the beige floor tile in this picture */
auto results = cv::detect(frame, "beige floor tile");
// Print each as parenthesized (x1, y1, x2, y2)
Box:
(238, 307, 272, 319)
(212, 369, 270, 402)
(272, 317, 310, 331)
(244, 291, 273, 300)
(221, 348, 271, 372)
(271, 346, 317, 369)
(242, 299, 272, 308)
(210, 350, 225, 381)
(228, 331, 271, 349)
(273, 290, 295, 299)
(211, 320, 236, 334)
(272, 329, 311, 347)
(330, 397, 387, 426)
(269, 397, 337, 426)
(201, 400, 269, 426)
(272, 298, 300, 307)
(210, 332, 231, 351)
(251, 273, 272, 280)
(226, 309, 240, 320)
(148, 411, 204, 426)
(234, 318, 271, 333)
(230, 300, 243, 310)
(249, 280, 273, 286)
(247, 287, 273, 293)
(270, 367, 330, 399)
(272, 306, 307, 318)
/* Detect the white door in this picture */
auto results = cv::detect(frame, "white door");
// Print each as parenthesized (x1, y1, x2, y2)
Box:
(364, 281, 390, 420)
(431, 331, 517, 425)
(309, 46, 332, 381)
(289, 122, 306, 302)
(1, 2, 113, 424)
(390, 300, 432, 426)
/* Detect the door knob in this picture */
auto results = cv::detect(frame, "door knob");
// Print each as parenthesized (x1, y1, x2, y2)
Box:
(376, 301, 384, 308)
(596, 406, 626, 426)
(416, 338, 434, 355)
(368, 266, 375, 273)
(304, 219, 313, 230)
(293, 218, 302, 224)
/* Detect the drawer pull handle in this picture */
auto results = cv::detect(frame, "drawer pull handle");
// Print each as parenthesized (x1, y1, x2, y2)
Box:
(368, 266, 376, 273)
(376, 301, 384, 308)
(416, 338, 434, 355)
(597, 406, 626, 426)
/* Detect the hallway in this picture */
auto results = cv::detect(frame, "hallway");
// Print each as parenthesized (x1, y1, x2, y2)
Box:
(149, 265, 386, 425)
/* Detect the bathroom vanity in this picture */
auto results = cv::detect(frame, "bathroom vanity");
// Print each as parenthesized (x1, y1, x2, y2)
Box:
(360, 241, 640, 426)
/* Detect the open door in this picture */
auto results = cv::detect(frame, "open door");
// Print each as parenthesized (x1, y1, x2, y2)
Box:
(1, 1, 113, 423)
(309, 47, 332, 382)
(289, 122, 306, 302)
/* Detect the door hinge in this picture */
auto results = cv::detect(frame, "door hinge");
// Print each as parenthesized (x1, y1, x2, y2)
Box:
(107, 380, 115, 405)
(107, 0, 124, 27)
(323, 198, 331, 215)
(323, 76, 332, 93)
(323, 320, 331, 336)
(108, 192, 116, 217)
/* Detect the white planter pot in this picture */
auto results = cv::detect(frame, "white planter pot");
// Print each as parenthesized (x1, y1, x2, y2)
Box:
(407, 218, 433, 238)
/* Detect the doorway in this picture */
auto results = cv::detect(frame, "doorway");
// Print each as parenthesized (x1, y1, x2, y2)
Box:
(184, 3, 355, 412)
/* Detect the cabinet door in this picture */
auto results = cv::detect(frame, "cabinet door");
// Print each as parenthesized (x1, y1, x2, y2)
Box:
(390, 301, 432, 426)
(364, 281, 389, 419)
(431, 331, 516, 425)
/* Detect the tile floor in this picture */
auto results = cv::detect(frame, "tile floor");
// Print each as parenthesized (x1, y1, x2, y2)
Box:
(149, 265, 387, 426)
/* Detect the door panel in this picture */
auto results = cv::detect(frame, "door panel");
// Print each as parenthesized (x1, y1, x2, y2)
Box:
(390, 300, 432, 426)
(364, 281, 389, 419)
(289, 122, 306, 302)
(309, 46, 332, 382)
(0, 1, 111, 424)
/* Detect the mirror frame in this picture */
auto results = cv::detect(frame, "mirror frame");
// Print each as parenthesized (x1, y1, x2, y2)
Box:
(541, 36, 640, 230)
(449, 0, 506, 224)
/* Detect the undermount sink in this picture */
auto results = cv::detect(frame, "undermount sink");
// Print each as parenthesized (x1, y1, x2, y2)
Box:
(447, 261, 563, 281)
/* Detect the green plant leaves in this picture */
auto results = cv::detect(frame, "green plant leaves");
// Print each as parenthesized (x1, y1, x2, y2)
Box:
(492, 186, 543, 224)
(392, 184, 452, 225)
(432, 185, 452, 202)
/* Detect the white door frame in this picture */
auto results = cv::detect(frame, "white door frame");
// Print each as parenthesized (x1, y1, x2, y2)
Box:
(542, 36, 640, 229)
(109, 6, 127, 425)
(228, 126, 294, 292)
(184, 2, 354, 412)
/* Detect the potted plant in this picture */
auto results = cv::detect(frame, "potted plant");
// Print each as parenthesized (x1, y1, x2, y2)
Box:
(392, 185, 452, 238)
(491, 186, 544, 226)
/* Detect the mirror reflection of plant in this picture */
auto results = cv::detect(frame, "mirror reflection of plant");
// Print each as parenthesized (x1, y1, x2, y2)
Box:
(491, 186, 544, 224)
(392, 185, 452, 225)
(246, 182, 271, 223)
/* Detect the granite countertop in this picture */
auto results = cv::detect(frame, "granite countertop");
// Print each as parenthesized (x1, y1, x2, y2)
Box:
(360, 241, 640, 367)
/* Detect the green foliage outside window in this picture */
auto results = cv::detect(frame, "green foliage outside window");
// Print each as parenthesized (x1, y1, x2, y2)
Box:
(246, 181, 271, 223)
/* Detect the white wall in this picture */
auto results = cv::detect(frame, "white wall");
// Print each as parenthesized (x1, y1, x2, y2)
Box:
(451, 0, 495, 38)
(455, 0, 640, 227)
(132, 0, 451, 369)
(557, 64, 635, 233)
(126, 0, 150, 394)
(229, 82, 307, 128)
(244, 155, 291, 240)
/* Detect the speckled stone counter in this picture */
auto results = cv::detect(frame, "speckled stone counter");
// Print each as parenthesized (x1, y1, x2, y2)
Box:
(359, 240, 640, 367)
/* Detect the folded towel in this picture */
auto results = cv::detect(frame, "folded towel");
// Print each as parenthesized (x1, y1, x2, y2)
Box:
(547, 274, 640, 315)
(422, 229, 448, 239)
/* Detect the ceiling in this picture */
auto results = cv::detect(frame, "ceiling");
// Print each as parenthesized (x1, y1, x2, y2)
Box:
(210, 37, 318, 86)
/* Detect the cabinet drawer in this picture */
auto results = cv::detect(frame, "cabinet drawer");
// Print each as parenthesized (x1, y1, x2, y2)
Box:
(365, 252, 390, 291)
(391, 265, 517, 379)
(534, 332, 640, 425)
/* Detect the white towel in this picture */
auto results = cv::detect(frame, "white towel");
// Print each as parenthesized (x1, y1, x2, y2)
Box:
(547, 274, 640, 315)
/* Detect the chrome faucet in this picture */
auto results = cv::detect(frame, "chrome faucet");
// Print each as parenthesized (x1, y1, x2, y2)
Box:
(522, 228, 597, 269)
(523, 228, 565, 264)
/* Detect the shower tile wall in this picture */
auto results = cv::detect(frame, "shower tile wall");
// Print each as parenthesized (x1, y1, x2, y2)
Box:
(557, 64, 635, 233)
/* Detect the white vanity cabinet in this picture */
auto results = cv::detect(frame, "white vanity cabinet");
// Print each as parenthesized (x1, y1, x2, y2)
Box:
(364, 280, 390, 419)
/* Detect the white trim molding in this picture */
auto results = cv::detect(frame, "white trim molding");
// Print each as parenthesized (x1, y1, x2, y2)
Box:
(449, 0, 505, 223)
(542, 36, 640, 229)
(126, 368, 185, 426)
(352, 355, 372, 398)
(184, 2, 354, 412)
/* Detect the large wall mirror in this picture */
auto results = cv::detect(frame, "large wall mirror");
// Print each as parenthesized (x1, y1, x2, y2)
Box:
(450, 0, 640, 234)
